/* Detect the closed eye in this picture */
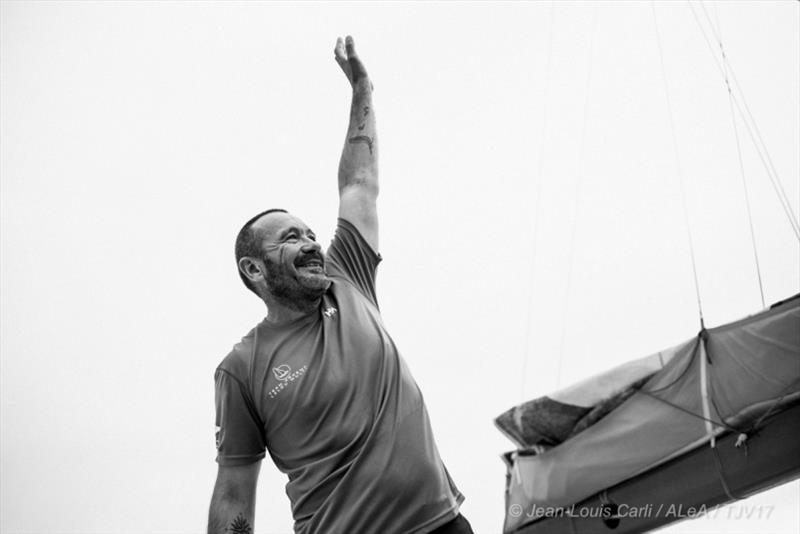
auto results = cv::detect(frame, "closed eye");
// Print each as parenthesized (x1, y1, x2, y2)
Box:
(279, 227, 315, 243)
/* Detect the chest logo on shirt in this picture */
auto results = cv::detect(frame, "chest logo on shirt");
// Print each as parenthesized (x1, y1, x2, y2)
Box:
(273, 364, 291, 381)
(323, 306, 338, 318)
(268, 363, 308, 399)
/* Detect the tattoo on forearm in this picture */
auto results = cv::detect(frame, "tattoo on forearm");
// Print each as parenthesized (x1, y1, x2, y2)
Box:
(227, 514, 252, 534)
(348, 135, 374, 155)
(357, 106, 370, 131)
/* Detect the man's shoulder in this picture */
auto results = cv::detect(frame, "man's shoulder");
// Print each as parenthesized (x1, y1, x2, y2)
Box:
(216, 325, 260, 379)
(328, 275, 374, 306)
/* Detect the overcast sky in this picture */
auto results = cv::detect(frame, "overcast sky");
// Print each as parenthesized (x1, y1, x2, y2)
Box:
(1, 1, 798, 533)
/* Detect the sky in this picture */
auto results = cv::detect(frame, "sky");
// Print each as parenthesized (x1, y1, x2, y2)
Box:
(1, 1, 798, 533)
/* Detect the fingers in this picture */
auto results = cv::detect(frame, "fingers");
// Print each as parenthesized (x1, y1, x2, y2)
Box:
(334, 36, 347, 66)
(345, 35, 356, 58)
(334, 35, 369, 88)
(334, 35, 358, 61)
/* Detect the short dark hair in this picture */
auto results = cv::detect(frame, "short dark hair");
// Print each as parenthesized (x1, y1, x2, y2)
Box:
(235, 208, 288, 295)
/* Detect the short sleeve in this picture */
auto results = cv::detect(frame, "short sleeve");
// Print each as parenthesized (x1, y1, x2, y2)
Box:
(214, 368, 267, 466)
(326, 218, 382, 307)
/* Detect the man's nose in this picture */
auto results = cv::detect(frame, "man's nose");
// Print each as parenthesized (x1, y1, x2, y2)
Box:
(300, 240, 322, 254)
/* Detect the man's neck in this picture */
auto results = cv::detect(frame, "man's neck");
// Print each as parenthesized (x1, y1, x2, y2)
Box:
(263, 295, 320, 324)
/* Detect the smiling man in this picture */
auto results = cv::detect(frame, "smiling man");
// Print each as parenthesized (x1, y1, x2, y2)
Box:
(207, 37, 472, 534)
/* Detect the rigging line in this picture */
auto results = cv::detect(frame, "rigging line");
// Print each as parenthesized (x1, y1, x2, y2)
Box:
(729, 93, 768, 307)
(711, 0, 721, 33)
(710, 444, 742, 501)
(731, 92, 800, 240)
(708, 1, 767, 308)
(556, 6, 598, 388)
(688, 1, 795, 229)
(637, 387, 739, 433)
(730, 94, 800, 240)
(730, 90, 767, 307)
(688, 1, 800, 241)
(698, 0, 799, 232)
(520, 0, 556, 401)
(698, 0, 800, 239)
(651, 2, 706, 328)
(747, 377, 800, 433)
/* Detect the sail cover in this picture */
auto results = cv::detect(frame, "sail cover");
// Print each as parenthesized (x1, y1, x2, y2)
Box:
(497, 294, 800, 533)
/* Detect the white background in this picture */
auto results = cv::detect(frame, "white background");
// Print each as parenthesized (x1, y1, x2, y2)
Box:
(1, 1, 798, 533)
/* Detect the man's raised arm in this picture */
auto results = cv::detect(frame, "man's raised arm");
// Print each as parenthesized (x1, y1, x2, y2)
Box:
(335, 36, 379, 251)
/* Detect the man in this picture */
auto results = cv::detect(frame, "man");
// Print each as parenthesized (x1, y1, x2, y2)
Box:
(207, 37, 473, 534)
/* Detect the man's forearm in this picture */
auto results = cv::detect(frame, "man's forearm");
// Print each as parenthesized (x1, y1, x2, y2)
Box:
(338, 85, 378, 194)
(207, 484, 255, 534)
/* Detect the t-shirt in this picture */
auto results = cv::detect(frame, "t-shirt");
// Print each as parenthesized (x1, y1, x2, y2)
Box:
(214, 218, 464, 534)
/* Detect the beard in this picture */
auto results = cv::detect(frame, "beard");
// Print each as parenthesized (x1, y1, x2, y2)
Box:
(263, 250, 331, 311)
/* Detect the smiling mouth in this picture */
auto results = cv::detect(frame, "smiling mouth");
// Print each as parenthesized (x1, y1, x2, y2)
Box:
(297, 259, 325, 273)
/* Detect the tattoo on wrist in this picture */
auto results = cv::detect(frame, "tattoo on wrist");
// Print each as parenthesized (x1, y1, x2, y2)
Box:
(227, 514, 252, 534)
(348, 135, 374, 155)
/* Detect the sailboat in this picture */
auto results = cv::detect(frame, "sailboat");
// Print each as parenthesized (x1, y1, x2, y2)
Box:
(496, 293, 799, 533)
(495, 3, 800, 532)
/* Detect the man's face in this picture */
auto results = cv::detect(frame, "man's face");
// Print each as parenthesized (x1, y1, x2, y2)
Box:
(253, 212, 331, 305)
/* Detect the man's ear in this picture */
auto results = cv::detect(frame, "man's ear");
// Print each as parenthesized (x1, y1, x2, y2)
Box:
(238, 257, 265, 285)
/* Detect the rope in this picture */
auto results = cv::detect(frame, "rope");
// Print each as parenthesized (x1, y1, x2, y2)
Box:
(710, 443, 742, 501)
(697, 0, 800, 238)
(747, 377, 800, 433)
(651, 2, 706, 329)
(707, 4, 767, 309)
(699, 0, 800, 239)
(688, 1, 800, 241)
(556, 6, 598, 387)
(520, 1, 556, 401)
(637, 385, 741, 435)
(729, 93, 767, 308)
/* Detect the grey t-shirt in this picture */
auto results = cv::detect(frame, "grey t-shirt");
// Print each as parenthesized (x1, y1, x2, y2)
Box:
(215, 218, 463, 534)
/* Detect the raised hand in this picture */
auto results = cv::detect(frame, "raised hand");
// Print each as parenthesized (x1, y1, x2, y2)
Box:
(334, 36, 372, 92)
